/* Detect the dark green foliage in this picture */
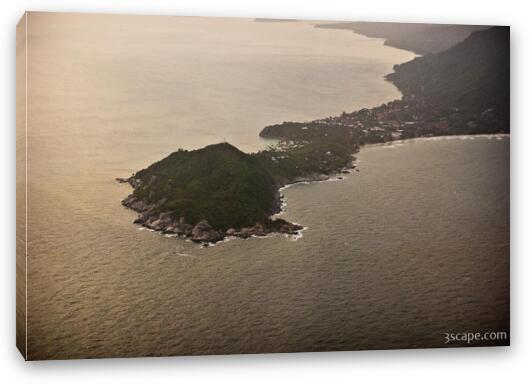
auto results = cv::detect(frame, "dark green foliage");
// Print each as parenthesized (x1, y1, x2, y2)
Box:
(130, 137, 357, 230)
(256, 138, 357, 183)
(133, 143, 277, 229)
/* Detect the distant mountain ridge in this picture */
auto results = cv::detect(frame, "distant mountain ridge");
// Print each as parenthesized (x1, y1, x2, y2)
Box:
(316, 21, 489, 55)
(387, 26, 510, 130)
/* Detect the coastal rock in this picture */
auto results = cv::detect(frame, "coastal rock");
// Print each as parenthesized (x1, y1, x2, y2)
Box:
(194, 231, 222, 243)
(171, 223, 185, 235)
(132, 200, 149, 211)
(149, 219, 164, 231)
(191, 220, 222, 243)
(182, 224, 194, 237)
(122, 195, 136, 206)
(129, 178, 142, 188)
(133, 214, 148, 224)
(251, 223, 267, 236)
(279, 222, 303, 235)
(158, 212, 173, 225)
(239, 228, 251, 239)
(124, 194, 303, 243)
(122, 194, 153, 213)
(192, 220, 212, 234)
(163, 226, 175, 234)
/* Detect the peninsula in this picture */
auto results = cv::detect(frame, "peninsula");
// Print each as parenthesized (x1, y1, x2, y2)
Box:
(119, 27, 509, 244)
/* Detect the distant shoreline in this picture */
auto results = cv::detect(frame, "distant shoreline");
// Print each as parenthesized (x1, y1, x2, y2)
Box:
(314, 22, 488, 55)
(254, 18, 298, 23)
(314, 21, 420, 54)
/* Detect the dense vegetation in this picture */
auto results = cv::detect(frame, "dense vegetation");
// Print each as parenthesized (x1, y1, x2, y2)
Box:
(122, 139, 355, 242)
(130, 143, 277, 230)
(256, 126, 359, 183)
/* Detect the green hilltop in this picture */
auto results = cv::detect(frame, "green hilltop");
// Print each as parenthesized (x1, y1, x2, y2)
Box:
(129, 143, 277, 230)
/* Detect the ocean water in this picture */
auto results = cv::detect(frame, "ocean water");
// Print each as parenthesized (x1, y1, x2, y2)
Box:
(22, 13, 508, 359)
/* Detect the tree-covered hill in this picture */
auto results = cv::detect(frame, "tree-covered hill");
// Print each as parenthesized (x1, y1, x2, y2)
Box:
(121, 141, 354, 243)
(127, 143, 277, 230)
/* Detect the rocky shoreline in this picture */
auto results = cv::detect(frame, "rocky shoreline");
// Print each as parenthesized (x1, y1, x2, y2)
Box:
(118, 177, 304, 244)
(117, 159, 356, 245)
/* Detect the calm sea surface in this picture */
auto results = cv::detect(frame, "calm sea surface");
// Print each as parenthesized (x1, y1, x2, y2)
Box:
(23, 13, 508, 359)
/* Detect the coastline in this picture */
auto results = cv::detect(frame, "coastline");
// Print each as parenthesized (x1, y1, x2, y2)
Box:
(119, 133, 508, 246)
(272, 133, 509, 214)
(272, 133, 509, 231)
(362, 133, 509, 148)
(118, 154, 357, 245)
(313, 22, 422, 55)
(118, 20, 418, 245)
(119, 27, 508, 246)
